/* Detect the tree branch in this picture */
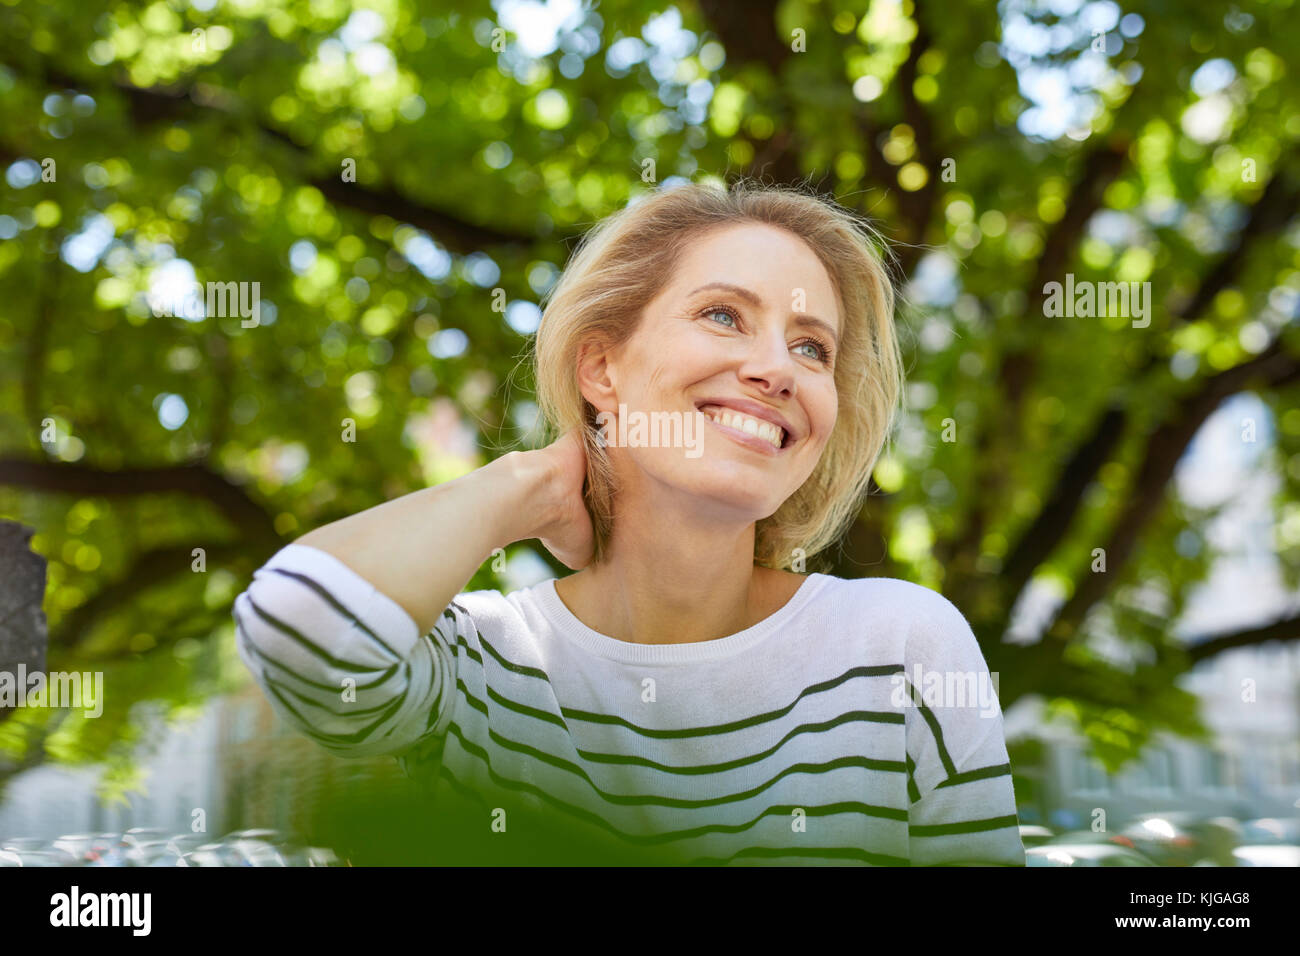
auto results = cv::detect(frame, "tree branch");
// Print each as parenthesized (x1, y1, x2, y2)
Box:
(24, 260, 56, 448)
(50, 541, 254, 649)
(1185, 612, 1300, 664)
(15, 56, 544, 255)
(1025, 138, 1131, 314)
(0, 458, 283, 551)
(697, 0, 789, 71)
(890, 6, 941, 277)
(946, 137, 1132, 601)
(1169, 152, 1300, 323)
(1044, 338, 1300, 641)
(973, 156, 1299, 624)
(985, 405, 1128, 629)
(695, 0, 808, 186)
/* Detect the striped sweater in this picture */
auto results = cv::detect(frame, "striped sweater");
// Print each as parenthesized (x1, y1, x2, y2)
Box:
(233, 543, 1025, 866)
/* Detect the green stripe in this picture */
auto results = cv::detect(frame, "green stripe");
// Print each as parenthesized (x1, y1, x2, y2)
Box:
(243, 593, 397, 676)
(234, 603, 400, 691)
(466, 627, 905, 738)
(267, 672, 405, 719)
(903, 675, 956, 778)
(909, 813, 1020, 837)
(454, 674, 907, 778)
(938, 761, 1011, 789)
(267, 566, 402, 657)
(917, 859, 1025, 867)
(260, 671, 410, 749)
(691, 844, 910, 866)
(442, 719, 909, 815)
(431, 752, 909, 852)
(261, 665, 408, 749)
(555, 663, 906, 738)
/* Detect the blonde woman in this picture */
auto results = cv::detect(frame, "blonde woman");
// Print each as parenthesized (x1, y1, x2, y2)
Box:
(233, 180, 1025, 866)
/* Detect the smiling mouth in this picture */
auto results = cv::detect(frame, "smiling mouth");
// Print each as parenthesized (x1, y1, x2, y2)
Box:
(696, 404, 792, 450)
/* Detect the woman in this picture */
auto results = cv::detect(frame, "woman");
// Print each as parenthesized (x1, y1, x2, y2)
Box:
(233, 180, 1025, 866)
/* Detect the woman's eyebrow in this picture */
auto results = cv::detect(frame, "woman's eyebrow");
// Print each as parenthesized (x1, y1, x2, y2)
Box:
(688, 281, 763, 307)
(687, 282, 841, 346)
(793, 314, 841, 347)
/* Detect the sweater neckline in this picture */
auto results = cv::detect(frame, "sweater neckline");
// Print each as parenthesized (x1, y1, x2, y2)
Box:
(532, 572, 829, 665)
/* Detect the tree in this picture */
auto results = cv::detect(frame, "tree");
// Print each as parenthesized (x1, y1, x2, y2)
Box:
(1, 0, 1297, 790)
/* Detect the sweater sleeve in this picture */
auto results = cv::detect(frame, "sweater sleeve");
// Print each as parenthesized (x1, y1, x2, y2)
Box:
(902, 589, 1026, 866)
(232, 543, 461, 759)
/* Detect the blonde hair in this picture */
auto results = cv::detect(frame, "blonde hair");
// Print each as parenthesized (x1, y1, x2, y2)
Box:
(532, 179, 905, 571)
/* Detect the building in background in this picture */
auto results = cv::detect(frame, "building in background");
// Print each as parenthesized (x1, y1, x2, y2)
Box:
(1005, 641, 1300, 830)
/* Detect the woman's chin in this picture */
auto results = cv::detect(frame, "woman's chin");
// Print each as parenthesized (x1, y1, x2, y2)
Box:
(674, 474, 786, 522)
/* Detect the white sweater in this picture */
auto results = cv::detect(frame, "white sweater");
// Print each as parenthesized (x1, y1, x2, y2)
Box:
(233, 543, 1025, 866)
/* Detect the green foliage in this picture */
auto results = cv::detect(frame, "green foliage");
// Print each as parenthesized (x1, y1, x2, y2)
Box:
(0, 0, 1297, 797)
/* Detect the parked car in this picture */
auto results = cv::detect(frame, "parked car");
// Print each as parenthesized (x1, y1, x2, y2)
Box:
(1018, 825, 1056, 849)
(1238, 817, 1300, 846)
(181, 842, 243, 867)
(0, 849, 78, 867)
(282, 845, 344, 867)
(1027, 844, 1156, 866)
(122, 827, 168, 849)
(87, 833, 129, 867)
(222, 828, 286, 844)
(125, 839, 184, 867)
(10, 828, 345, 867)
(1120, 813, 1240, 867)
(1232, 818, 1300, 866)
(229, 839, 288, 866)
(41, 846, 80, 866)
(3, 839, 77, 865)
(165, 833, 209, 858)
(1046, 829, 1145, 851)
(51, 834, 100, 865)
(1232, 846, 1300, 866)
(2, 837, 47, 853)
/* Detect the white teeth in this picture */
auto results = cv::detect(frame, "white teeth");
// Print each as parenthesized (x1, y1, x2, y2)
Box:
(702, 406, 784, 449)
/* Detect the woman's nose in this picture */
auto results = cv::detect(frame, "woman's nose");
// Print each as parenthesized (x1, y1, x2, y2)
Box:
(737, 332, 797, 397)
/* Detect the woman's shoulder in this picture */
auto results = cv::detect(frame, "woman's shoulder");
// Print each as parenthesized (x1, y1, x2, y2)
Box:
(812, 571, 962, 613)
(445, 578, 560, 635)
(449, 583, 527, 616)
(813, 572, 982, 651)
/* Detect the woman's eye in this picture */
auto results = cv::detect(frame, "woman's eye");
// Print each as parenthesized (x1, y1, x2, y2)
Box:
(794, 339, 833, 365)
(706, 307, 737, 328)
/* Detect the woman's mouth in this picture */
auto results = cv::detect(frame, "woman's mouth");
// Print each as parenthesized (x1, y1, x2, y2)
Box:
(697, 404, 788, 452)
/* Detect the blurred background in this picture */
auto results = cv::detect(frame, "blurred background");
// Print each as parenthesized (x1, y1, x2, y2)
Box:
(1, 0, 1298, 866)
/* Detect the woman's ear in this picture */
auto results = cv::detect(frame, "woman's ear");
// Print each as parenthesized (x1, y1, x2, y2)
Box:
(576, 339, 619, 414)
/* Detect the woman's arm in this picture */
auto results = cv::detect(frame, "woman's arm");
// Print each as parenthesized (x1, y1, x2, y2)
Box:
(233, 542, 462, 758)
(232, 432, 592, 759)
(906, 717, 1026, 866)
(900, 589, 1027, 866)
(293, 432, 592, 639)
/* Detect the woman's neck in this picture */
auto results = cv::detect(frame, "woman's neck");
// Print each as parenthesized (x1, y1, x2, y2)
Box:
(552, 483, 798, 645)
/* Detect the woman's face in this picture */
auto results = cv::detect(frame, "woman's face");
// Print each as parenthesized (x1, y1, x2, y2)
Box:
(583, 221, 842, 526)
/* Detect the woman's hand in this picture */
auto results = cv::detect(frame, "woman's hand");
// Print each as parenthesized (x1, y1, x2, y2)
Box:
(293, 427, 594, 636)
(527, 429, 595, 571)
